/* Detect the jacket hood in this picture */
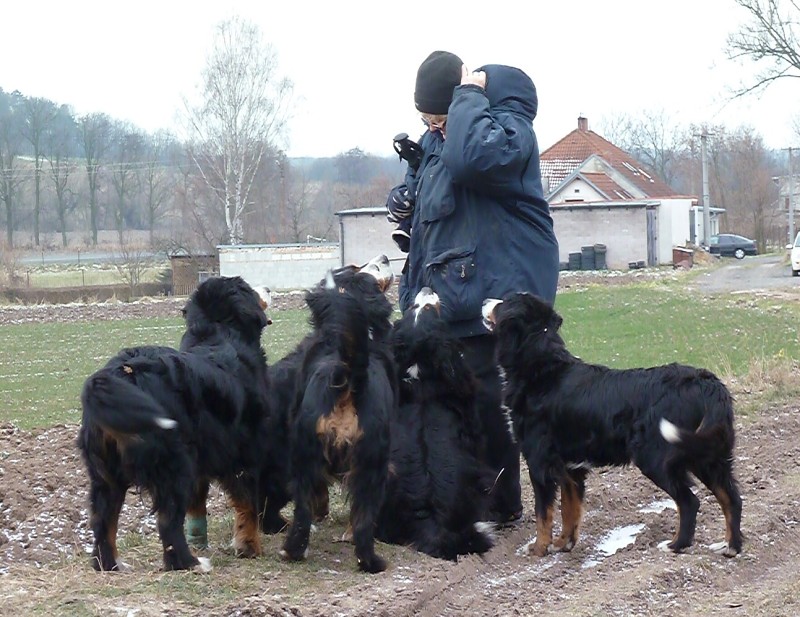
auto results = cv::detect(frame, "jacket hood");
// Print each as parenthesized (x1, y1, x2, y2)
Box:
(478, 64, 538, 121)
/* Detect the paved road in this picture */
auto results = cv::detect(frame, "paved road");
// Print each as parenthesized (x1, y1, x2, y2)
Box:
(693, 253, 799, 293)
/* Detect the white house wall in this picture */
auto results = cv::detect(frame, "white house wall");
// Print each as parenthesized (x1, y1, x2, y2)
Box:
(550, 178, 606, 204)
(657, 198, 693, 263)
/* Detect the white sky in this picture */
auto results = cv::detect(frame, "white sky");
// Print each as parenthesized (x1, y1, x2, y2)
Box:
(1, 0, 796, 158)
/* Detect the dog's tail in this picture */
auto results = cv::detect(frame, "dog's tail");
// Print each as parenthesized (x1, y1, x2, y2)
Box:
(659, 418, 734, 463)
(81, 371, 178, 433)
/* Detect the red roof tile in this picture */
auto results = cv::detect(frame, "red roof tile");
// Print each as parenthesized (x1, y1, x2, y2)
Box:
(579, 172, 634, 200)
(541, 123, 677, 198)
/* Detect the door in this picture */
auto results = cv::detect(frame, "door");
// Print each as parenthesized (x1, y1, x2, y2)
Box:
(646, 206, 658, 267)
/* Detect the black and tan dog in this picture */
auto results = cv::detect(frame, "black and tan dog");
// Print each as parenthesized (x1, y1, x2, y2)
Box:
(255, 254, 396, 535)
(482, 292, 743, 558)
(376, 288, 495, 560)
(78, 276, 271, 572)
(279, 264, 397, 573)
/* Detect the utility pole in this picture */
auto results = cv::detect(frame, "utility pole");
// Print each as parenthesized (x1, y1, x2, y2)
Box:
(788, 147, 795, 245)
(701, 132, 711, 247)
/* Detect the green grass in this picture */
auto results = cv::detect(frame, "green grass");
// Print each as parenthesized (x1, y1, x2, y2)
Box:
(0, 312, 311, 429)
(0, 282, 798, 429)
(20, 262, 169, 288)
(555, 284, 800, 376)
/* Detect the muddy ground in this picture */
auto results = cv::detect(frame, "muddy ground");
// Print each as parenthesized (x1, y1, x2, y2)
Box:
(1, 267, 799, 616)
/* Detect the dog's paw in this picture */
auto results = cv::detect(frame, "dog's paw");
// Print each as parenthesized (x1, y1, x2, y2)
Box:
(192, 557, 213, 574)
(551, 536, 575, 552)
(660, 539, 690, 554)
(357, 553, 387, 574)
(233, 538, 262, 559)
(522, 539, 550, 557)
(278, 547, 309, 561)
(708, 541, 739, 557)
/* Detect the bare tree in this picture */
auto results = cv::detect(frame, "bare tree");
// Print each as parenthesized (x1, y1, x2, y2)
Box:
(726, 0, 800, 96)
(80, 113, 112, 245)
(182, 16, 294, 245)
(109, 122, 145, 245)
(45, 105, 80, 247)
(717, 128, 780, 248)
(114, 236, 153, 297)
(142, 130, 176, 246)
(680, 124, 781, 246)
(21, 97, 58, 246)
(0, 89, 26, 247)
(279, 156, 314, 243)
(598, 110, 687, 185)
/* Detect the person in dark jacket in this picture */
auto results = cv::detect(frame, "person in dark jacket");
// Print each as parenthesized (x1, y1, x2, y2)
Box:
(386, 50, 559, 523)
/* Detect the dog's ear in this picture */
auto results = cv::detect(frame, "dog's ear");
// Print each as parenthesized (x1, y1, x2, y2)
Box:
(549, 312, 563, 332)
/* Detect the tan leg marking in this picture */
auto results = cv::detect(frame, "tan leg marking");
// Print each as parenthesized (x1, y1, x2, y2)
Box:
(552, 479, 582, 552)
(229, 496, 262, 558)
(530, 503, 555, 557)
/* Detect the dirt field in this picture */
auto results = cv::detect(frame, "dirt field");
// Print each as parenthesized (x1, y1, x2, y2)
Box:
(1, 267, 799, 616)
(2, 395, 799, 616)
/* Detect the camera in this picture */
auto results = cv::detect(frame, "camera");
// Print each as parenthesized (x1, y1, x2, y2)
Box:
(393, 133, 424, 171)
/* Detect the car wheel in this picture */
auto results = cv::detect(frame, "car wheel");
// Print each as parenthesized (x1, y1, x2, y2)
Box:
(793, 269, 800, 277)
(734, 248, 745, 259)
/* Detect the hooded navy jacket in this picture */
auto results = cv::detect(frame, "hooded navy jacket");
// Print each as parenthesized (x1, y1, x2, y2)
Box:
(394, 64, 559, 337)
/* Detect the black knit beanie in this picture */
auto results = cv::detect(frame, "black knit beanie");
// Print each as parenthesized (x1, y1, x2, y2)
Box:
(414, 51, 463, 114)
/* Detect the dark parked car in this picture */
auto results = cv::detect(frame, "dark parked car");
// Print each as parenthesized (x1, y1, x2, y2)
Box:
(708, 234, 758, 259)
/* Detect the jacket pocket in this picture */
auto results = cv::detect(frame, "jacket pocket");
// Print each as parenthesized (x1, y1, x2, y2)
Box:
(425, 246, 482, 322)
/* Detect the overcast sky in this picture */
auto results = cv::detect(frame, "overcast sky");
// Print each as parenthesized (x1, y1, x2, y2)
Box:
(1, 0, 795, 158)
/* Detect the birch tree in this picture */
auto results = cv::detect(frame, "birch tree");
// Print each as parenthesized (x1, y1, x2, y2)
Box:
(182, 16, 293, 245)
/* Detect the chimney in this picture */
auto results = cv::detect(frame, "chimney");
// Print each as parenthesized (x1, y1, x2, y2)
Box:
(578, 116, 589, 131)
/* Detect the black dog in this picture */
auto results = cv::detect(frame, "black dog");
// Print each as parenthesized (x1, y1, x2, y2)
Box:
(376, 288, 495, 560)
(280, 267, 397, 573)
(256, 255, 396, 535)
(482, 292, 743, 558)
(77, 276, 272, 572)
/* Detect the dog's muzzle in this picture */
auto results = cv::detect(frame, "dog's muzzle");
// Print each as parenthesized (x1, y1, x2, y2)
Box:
(412, 287, 440, 324)
(481, 298, 502, 332)
(360, 254, 394, 292)
(256, 286, 274, 325)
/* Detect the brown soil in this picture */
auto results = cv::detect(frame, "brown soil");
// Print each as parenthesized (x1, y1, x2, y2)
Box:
(1, 271, 799, 616)
(1, 399, 798, 616)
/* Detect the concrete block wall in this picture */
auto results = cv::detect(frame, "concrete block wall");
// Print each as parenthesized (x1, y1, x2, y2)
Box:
(218, 244, 340, 291)
(551, 205, 649, 269)
(338, 207, 406, 273)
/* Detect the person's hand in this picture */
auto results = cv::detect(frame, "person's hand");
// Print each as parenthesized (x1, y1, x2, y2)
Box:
(387, 186, 414, 223)
(461, 64, 486, 89)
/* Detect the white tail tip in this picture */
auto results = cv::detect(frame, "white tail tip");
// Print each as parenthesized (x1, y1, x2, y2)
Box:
(475, 521, 497, 541)
(660, 418, 681, 443)
(155, 417, 178, 430)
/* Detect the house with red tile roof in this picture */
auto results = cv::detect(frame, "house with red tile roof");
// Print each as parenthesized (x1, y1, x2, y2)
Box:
(541, 117, 720, 269)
